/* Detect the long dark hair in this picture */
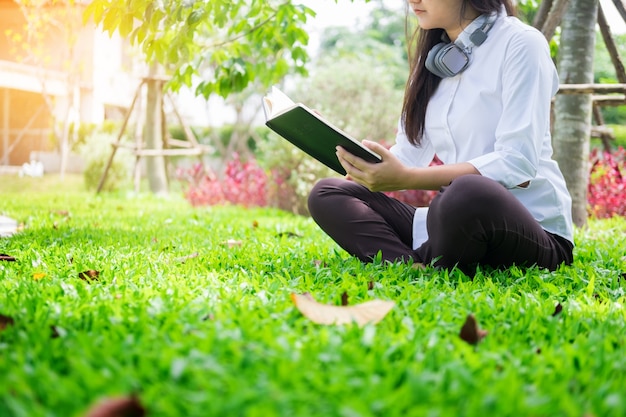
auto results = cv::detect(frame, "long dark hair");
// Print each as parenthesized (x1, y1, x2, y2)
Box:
(401, 0, 516, 146)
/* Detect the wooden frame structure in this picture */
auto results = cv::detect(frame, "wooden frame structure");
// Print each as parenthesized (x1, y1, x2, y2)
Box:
(96, 76, 212, 193)
(538, 0, 626, 150)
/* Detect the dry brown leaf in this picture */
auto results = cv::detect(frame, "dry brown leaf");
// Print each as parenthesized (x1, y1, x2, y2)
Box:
(83, 395, 145, 417)
(175, 252, 199, 263)
(0, 314, 15, 332)
(291, 293, 394, 326)
(276, 231, 302, 238)
(222, 239, 242, 248)
(312, 259, 325, 268)
(340, 291, 349, 306)
(79, 270, 100, 282)
(459, 314, 488, 345)
(0, 254, 16, 262)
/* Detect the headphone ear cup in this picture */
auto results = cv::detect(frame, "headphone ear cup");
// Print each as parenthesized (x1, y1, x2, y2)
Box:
(425, 43, 470, 78)
(425, 42, 448, 78)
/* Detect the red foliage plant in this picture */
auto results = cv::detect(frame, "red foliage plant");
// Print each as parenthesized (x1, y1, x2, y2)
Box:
(587, 146, 626, 219)
(177, 153, 268, 208)
(177, 148, 625, 220)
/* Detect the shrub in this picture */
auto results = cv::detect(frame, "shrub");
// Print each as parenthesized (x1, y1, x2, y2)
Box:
(257, 135, 337, 216)
(588, 146, 626, 218)
(83, 158, 128, 193)
(177, 153, 267, 207)
(80, 131, 132, 192)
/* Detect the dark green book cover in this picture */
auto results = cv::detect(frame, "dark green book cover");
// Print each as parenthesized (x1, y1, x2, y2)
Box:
(263, 89, 382, 176)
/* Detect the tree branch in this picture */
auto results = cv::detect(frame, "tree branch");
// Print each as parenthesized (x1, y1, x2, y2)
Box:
(201, 4, 286, 50)
(598, 1, 626, 83)
(533, 0, 553, 30)
(541, 0, 571, 41)
(611, 0, 626, 23)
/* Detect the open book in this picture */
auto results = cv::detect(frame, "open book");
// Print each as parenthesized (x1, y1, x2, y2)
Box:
(262, 86, 382, 176)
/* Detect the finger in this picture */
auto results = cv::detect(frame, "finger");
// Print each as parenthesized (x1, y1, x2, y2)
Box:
(336, 152, 354, 175)
(362, 140, 388, 155)
(338, 154, 370, 187)
(336, 146, 366, 171)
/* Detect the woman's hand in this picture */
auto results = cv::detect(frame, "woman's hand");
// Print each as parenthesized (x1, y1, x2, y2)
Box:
(336, 140, 412, 192)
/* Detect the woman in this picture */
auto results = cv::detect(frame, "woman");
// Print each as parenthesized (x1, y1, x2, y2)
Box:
(307, 0, 574, 273)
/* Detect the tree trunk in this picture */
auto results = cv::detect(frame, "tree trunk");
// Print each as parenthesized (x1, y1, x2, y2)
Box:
(143, 63, 169, 196)
(552, 0, 598, 227)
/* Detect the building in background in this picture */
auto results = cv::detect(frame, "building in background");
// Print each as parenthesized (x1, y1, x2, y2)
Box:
(0, 0, 140, 171)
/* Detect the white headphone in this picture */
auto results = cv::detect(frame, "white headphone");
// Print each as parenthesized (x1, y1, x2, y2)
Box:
(425, 13, 498, 78)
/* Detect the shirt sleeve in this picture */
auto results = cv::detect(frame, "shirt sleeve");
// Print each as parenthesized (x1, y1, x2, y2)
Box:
(468, 28, 559, 189)
(389, 119, 437, 168)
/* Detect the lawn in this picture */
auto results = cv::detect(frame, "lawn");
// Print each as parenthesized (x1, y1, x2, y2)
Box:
(1, 175, 625, 417)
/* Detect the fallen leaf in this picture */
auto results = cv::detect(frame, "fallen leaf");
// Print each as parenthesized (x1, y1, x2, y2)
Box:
(79, 270, 100, 282)
(552, 302, 563, 316)
(291, 293, 394, 326)
(459, 314, 488, 345)
(411, 262, 426, 271)
(0, 314, 15, 332)
(340, 291, 349, 306)
(222, 239, 242, 248)
(175, 252, 199, 263)
(312, 259, 326, 268)
(83, 395, 145, 417)
(276, 231, 302, 238)
(33, 272, 46, 281)
(0, 254, 16, 262)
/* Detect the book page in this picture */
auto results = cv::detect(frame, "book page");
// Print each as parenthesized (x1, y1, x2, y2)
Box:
(263, 86, 296, 119)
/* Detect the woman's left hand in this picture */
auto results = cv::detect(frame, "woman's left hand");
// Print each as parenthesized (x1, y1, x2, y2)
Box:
(336, 140, 412, 192)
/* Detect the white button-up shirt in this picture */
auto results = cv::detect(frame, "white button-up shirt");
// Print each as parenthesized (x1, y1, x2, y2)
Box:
(390, 14, 574, 249)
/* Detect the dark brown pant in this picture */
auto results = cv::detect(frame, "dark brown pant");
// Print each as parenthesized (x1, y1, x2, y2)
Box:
(308, 175, 573, 273)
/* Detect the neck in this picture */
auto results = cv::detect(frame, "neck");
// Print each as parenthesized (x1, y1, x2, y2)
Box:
(446, 9, 481, 42)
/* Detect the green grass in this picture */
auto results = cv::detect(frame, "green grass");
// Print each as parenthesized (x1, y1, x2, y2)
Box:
(1, 176, 625, 417)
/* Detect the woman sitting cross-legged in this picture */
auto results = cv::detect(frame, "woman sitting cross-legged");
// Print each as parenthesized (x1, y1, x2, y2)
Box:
(307, 0, 574, 274)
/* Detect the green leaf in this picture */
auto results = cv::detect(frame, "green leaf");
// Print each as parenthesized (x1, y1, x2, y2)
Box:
(119, 13, 135, 38)
(83, 0, 107, 25)
(102, 7, 122, 34)
(187, 10, 203, 26)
